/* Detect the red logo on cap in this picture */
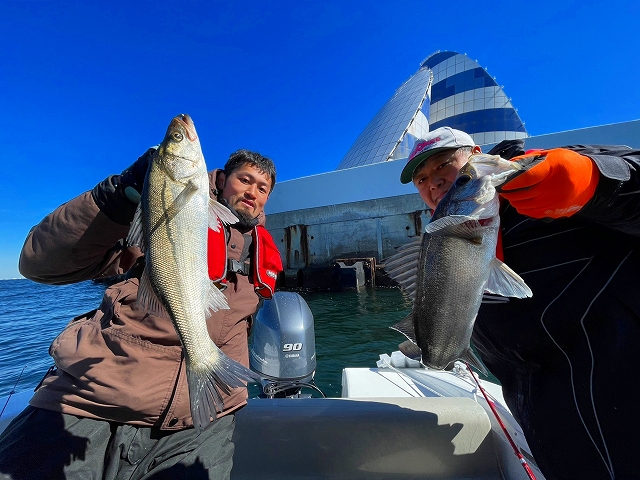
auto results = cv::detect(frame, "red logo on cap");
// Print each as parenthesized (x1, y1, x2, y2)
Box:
(409, 137, 441, 161)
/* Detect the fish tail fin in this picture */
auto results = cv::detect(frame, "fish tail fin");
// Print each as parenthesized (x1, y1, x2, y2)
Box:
(461, 349, 490, 377)
(187, 349, 261, 430)
(186, 366, 218, 430)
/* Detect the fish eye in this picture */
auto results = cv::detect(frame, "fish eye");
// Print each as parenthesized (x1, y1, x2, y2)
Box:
(455, 174, 472, 186)
(172, 132, 183, 141)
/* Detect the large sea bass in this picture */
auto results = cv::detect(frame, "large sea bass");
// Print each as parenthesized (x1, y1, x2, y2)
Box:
(127, 114, 259, 429)
(385, 154, 533, 372)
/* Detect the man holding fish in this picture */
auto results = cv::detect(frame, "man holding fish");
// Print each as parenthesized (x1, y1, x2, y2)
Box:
(395, 126, 640, 480)
(0, 114, 282, 479)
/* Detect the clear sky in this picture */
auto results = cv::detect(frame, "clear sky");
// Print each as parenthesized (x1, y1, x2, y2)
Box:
(1, 0, 638, 279)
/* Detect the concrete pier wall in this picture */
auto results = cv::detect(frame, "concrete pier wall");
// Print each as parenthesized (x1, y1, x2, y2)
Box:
(267, 193, 429, 269)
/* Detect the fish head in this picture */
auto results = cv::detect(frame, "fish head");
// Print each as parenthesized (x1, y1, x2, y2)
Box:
(431, 154, 521, 221)
(155, 114, 207, 182)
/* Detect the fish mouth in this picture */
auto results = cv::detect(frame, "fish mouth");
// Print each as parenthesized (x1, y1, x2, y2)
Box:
(173, 114, 198, 141)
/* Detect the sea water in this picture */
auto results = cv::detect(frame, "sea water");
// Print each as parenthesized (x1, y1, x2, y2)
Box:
(0, 279, 411, 399)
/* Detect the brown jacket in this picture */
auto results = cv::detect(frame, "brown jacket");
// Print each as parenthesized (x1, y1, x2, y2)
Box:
(20, 171, 266, 430)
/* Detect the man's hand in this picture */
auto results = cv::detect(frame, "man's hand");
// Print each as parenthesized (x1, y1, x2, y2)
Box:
(119, 147, 155, 203)
(498, 148, 599, 219)
(91, 148, 155, 225)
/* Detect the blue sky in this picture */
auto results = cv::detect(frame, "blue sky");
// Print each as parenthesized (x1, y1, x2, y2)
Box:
(1, 0, 639, 279)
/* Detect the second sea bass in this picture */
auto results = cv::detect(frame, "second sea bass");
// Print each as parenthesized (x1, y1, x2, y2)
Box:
(386, 154, 532, 372)
(127, 114, 259, 429)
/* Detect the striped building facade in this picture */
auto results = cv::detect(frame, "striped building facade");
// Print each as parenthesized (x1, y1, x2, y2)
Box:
(335, 51, 527, 170)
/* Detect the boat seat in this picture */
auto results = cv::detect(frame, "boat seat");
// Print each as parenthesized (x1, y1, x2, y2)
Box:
(231, 397, 503, 479)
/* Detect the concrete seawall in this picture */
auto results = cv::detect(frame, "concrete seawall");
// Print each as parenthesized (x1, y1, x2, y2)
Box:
(267, 193, 429, 289)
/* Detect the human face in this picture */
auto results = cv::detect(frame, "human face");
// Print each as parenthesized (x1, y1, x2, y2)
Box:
(218, 164, 272, 220)
(412, 146, 480, 210)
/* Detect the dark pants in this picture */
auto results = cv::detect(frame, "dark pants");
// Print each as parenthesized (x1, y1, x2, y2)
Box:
(0, 406, 235, 480)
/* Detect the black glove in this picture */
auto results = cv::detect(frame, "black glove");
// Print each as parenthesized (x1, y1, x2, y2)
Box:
(91, 147, 155, 225)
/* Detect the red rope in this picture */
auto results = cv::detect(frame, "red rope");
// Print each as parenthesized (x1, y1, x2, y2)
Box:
(465, 363, 538, 480)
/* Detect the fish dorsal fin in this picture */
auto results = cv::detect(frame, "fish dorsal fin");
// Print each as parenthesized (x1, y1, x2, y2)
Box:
(484, 258, 533, 298)
(126, 204, 146, 252)
(426, 215, 491, 241)
(205, 281, 231, 315)
(384, 236, 422, 301)
(209, 199, 239, 231)
(135, 271, 169, 317)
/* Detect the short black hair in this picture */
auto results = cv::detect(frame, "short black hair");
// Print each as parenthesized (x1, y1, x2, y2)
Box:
(223, 149, 276, 192)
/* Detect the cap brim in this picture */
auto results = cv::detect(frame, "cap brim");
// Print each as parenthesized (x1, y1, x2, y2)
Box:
(399, 147, 452, 184)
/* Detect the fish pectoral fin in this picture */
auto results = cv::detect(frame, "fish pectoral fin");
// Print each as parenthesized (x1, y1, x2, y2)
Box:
(484, 258, 533, 299)
(390, 315, 417, 344)
(460, 349, 490, 377)
(171, 180, 199, 213)
(147, 181, 200, 238)
(208, 199, 239, 231)
(135, 272, 169, 317)
(126, 203, 146, 251)
(205, 281, 231, 315)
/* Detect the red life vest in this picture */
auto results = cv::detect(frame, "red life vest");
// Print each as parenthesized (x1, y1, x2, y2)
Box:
(207, 224, 282, 299)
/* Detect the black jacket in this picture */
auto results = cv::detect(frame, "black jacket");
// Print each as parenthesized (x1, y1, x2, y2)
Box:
(474, 140, 640, 480)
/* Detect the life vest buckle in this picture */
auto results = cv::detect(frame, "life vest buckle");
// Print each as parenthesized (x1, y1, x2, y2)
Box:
(228, 258, 250, 276)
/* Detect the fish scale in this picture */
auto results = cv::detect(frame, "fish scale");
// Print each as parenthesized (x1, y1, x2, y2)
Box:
(417, 229, 496, 368)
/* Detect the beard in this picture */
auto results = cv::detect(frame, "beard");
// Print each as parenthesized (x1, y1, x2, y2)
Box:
(219, 197, 259, 231)
(234, 206, 256, 225)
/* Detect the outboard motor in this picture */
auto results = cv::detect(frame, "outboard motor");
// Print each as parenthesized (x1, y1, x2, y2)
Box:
(249, 292, 324, 398)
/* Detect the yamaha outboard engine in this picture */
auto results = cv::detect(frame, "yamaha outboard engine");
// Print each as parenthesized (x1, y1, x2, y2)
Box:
(250, 292, 324, 398)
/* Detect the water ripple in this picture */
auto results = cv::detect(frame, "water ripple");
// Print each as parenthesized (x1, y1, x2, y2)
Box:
(0, 280, 410, 398)
(0, 279, 106, 397)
